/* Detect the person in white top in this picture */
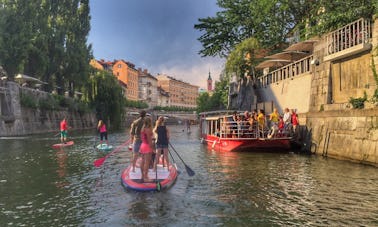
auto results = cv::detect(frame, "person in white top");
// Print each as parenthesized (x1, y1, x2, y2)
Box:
(283, 108, 292, 133)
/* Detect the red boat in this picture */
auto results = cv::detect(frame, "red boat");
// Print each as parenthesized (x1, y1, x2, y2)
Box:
(199, 111, 292, 152)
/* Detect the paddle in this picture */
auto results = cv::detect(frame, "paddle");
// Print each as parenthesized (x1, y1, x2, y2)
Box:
(93, 139, 130, 167)
(168, 142, 195, 176)
(155, 161, 161, 191)
(93, 127, 100, 148)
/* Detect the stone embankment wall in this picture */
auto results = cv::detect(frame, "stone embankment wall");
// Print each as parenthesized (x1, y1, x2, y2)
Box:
(254, 18, 378, 166)
(302, 109, 378, 167)
(0, 82, 96, 136)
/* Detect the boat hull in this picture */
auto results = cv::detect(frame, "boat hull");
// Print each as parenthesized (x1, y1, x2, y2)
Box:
(121, 159, 178, 192)
(203, 135, 291, 152)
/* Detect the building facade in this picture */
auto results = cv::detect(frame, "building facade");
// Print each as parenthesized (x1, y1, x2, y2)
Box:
(157, 86, 170, 107)
(112, 60, 139, 101)
(156, 74, 198, 108)
(138, 69, 158, 108)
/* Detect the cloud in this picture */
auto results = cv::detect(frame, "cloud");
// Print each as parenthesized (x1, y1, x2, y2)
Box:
(89, 0, 223, 88)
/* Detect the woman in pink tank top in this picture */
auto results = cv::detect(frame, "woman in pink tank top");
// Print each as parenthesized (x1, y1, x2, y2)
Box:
(139, 117, 153, 182)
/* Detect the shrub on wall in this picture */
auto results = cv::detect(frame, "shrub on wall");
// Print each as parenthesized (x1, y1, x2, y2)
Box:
(38, 97, 59, 110)
(20, 93, 37, 108)
(349, 92, 367, 109)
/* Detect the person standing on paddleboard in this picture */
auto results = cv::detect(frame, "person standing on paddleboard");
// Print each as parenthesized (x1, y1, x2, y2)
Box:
(97, 120, 108, 145)
(153, 116, 170, 171)
(130, 110, 146, 172)
(139, 117, 154, 182)
(60, 117, 69, 144)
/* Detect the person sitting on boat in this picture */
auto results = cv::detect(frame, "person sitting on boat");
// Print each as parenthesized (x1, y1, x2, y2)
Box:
(139, 117, 154, 182)
(278, 116, 285, 136)
(153, 116, 170, 171)
(268, 123, 279, 139)
(97, 119, 108, 145)
(130, 110, 146, 172)
(231, 111, 239, 138)
(221, 116, 230, 138)
(250, 110, 258, 130)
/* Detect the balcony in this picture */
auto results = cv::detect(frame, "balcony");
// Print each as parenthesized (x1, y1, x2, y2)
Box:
(258, 55, 313, 87)
(324, 18, 372, 62)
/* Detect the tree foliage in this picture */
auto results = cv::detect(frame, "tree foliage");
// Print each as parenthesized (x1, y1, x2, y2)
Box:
(0, 0, 92, 96)
(225, 37, 260, 78)
(90, 70, 126, 130)
(195, 0, 376, 58)
(197, 78, 228, 112)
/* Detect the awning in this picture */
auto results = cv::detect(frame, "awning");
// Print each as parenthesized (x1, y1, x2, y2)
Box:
(15, 74, 47, 84)
(284, 40, 318, 52)
(265, 50, 310, 62)
(255, 59, 291, 69)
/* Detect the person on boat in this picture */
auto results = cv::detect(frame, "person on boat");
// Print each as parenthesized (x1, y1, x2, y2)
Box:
(153, 116, 170, 171)
(221, 116, 230, 138)
(257, 109, 266, 137)
(60, 116, 69, 143)
(291, 109, 299, 135)
(283, 108, 292, 133)
(250, 110, 258, 130)
(97, 119, 108, 145)
(130, 110, 146, 172)
(231, 111, 239, 138)
(139, 117, 154, 182)
(269, 108, 280, 127)
(278, 116, 285, 136)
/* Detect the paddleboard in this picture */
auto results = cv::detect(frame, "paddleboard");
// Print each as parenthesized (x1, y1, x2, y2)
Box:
(96, 143, 113, 151)
(121, 158, 178, 192)
(52, 141, 74, 149)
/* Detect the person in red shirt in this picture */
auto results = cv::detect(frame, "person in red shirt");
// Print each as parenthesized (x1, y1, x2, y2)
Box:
(291, 109, 299, 134)
(60, 117, 69, 143)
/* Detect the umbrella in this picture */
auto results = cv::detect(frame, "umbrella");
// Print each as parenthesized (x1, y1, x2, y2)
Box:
(284, 40, 317, 52)
(255, 59, 291, 69)
(265, 50, 310, 62)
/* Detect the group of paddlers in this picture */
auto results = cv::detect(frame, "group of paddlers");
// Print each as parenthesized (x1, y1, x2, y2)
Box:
(129, 110, 170, 182)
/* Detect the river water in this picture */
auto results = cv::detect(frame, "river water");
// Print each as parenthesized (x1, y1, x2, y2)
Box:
(0, 125, 377, 226)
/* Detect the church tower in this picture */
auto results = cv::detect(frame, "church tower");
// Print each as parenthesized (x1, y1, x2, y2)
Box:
(207, 71, 213, 92)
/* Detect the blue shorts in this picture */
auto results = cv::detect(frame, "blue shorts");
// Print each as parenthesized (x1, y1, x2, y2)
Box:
(133, 140, 142, 153)
(156, 144, 168, 149)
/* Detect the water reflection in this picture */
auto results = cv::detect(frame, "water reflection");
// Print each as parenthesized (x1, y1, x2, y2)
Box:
(55, 148, 69, 188)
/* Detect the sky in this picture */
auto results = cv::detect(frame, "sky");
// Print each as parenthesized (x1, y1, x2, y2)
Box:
(88, 0, 225, 89)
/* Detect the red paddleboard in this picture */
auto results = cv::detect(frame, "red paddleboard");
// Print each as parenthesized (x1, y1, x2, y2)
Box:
(52, 141, 74, 149)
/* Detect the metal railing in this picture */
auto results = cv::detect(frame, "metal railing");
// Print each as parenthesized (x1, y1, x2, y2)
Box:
(258, 55, 313, 87)
(326, 18, 372, 55)
(215, 120, 291, 139)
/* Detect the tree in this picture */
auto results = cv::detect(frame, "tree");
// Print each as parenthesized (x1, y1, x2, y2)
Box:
(0, 0, 35, 79)
(194, 0, 308, 58)
(91, 70, 125, 130)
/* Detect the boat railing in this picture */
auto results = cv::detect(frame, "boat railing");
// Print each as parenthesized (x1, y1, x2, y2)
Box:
(218, 120, 291, 139)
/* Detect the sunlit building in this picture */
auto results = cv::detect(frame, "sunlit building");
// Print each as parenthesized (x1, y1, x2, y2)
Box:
(156, 74, 198, 108)
(113, 60, 139, 101)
